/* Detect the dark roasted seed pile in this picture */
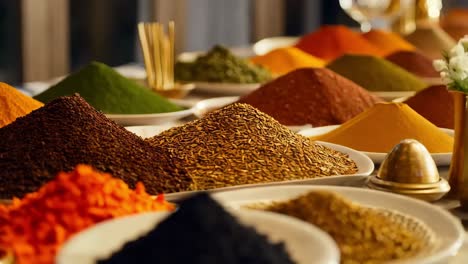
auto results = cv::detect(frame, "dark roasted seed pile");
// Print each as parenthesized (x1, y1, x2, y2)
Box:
(98, 193, 295, 264)
(0, 95, 193, 198)
(147, 103, 358, 190)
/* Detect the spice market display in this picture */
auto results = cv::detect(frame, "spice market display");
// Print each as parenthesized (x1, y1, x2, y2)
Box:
(99, 193, 295, 264)
(237, 68, 383, 126)
(310, 103, 454, 153)
(1, 14, 467, 264)
(147, 103, 358, 190)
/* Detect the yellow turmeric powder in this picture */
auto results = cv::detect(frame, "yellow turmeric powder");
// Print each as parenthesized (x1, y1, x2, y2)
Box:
(250, 47, 325, 75)
(311, 103, 453, 153)
(0, 82, 43, 127)
(362, 29, 416, 56)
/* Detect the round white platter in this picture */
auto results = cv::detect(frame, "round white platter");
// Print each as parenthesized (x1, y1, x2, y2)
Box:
(298, 125, 453, 165)
(194, 82, 261, 96)
(212, 185, 465, 264)
(371, 91, 417, 101)
(105, 108, 193, 126)
(164, 141, 374, 201)
(56, 209, 340, 264)
(253, 36, 300, 55)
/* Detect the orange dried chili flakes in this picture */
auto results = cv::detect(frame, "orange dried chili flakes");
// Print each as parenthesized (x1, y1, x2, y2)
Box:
(0, 164, 175, 264)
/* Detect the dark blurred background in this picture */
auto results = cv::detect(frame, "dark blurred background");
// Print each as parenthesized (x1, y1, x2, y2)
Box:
(0, 0, 467, 85)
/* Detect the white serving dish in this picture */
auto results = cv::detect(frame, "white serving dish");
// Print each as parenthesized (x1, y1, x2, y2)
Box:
(125, 124, 178, 138)
(164, 141, 374, 201)
(194, 82, 261, 96)
(56, 209, 340, 264)
(253, 36, 300, 55)
(298, 125, 453, 165)
(212, 185, 465, 264)
(371, 91, 417, 101)
(105, 108, 193, 126)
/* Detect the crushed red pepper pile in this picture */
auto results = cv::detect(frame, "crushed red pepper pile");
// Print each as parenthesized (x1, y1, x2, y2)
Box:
(0, 165, 174, 264)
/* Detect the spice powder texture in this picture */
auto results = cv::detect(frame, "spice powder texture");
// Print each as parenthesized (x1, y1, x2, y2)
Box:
(147, 103, 358, 190)
(99, 193, 294, 264)
(0, 82, 43, 128)
(0, 165, 175, 264)
(237, 68, 383, 126)
(262, 191, 425, 264)
(0, 95, 193, 198)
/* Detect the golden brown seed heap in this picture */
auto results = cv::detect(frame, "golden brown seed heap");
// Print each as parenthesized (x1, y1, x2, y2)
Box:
(147, 103, 357, 190)
(262, 191, 425, 264)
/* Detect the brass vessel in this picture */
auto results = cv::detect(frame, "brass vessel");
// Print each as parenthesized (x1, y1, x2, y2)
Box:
(368, 139, 450, 202)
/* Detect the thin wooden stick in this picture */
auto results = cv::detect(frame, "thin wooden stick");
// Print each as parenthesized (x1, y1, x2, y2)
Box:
(137, 23, 154, 88)
(168, 21, 175, 89)
(152, 23, 163, 90)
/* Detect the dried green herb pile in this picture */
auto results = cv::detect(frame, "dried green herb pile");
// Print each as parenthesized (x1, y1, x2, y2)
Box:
(147, 103, 358, 190)
(99, 193, 295, 264)
(34, 61, 183, 114)
(175, 45, 272, 83)
(260, 191, 425, 264)
(0, 95, 193, 198)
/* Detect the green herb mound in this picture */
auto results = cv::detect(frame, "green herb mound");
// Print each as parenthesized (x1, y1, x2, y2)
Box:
(34, 61, 183, 114)
(175, 45, 272, 84)
(327, 55, 427, 92)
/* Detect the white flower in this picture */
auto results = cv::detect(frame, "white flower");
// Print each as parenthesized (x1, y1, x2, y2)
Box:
(433, 59, 447, 72)
(450, 43, 465, 58)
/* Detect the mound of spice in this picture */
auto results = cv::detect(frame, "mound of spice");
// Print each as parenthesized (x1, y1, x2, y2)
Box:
(175, 45, 272, 83)
(0, 82, 43, 128)
(404, 85, 454, 129)
(237, 68, 383, 126)
(362, 29, 415, 56)
(386, 50, 440, 78)
(404, 25, 456, 60)
(0, 165, 174, 264)
(311, 103, 453, 153)
(0, 94, 193, 198)
(99, 193, 294, 264)
(327, 54, 427, 92)
(34, 61, 182, 114)
(147, 103, 358, 190)
(261, 191, 425, 263)
(295, 25, 382, 61)
(250, 47, 325, 76)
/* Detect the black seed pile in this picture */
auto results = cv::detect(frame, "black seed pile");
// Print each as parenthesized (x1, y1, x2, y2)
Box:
(147, 103, 358, 190)
(98, 193, 295, 264)
(0, 95, 193, 198)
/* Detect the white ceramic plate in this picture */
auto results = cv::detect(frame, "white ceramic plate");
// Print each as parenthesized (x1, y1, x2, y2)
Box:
(194, 82, 261, 96)
(177, 47, 255, 62)
(105, 108, 193, 126)
(212, 185, 465, 264)
(371, 91, 417, 101)
(164, 141, 374, 201)
(192, 96, 240, 118)
(56, 210, 340, 264)
(299, 125, 453, 165)
(125, 125, 177, 138)
(253, 36, 300, 55)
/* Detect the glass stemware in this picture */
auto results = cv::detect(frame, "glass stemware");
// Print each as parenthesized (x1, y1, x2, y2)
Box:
(339, 0, 414, 32)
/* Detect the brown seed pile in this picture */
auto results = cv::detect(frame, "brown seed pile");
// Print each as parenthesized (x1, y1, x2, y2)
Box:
(260, 191, 425, 264)
(146, 103, 358, 190)
(0, 95, 193, 198)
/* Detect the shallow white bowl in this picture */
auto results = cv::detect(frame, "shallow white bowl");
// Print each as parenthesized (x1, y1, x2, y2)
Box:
(298, 125, 453, 165)
(105, 108, 193, 126)
(212, 185, 465, 264)
(56, 209, 340, 264)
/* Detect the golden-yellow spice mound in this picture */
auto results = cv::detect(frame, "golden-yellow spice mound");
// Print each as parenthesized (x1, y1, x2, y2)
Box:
(147, 103, 358, 190)
(311, 103, 453, 153)
(0, 82, 43, 128)
(250, 47, 325, 76)
(260, 191, 426, 264)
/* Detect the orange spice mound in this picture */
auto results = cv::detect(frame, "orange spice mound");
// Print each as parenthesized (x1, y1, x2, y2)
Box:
(0, 165, 174, 264)
(295, 25, 382, 61)
(362, 29, 415, 56)
(0, 82, 43, 127)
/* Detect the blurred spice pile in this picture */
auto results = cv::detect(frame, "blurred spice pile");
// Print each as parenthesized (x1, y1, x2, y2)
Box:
(0, 165, 174, 264)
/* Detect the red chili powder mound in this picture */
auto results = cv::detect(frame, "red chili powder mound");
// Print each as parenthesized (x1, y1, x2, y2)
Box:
(295, 25, 382, 61)
(237, 68, 383, 126)
(404, 85, 454, 129)
(385, 50, 440, 78)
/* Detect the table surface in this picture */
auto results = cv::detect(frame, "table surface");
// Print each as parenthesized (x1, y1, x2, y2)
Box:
(18, 65, 468, 263)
